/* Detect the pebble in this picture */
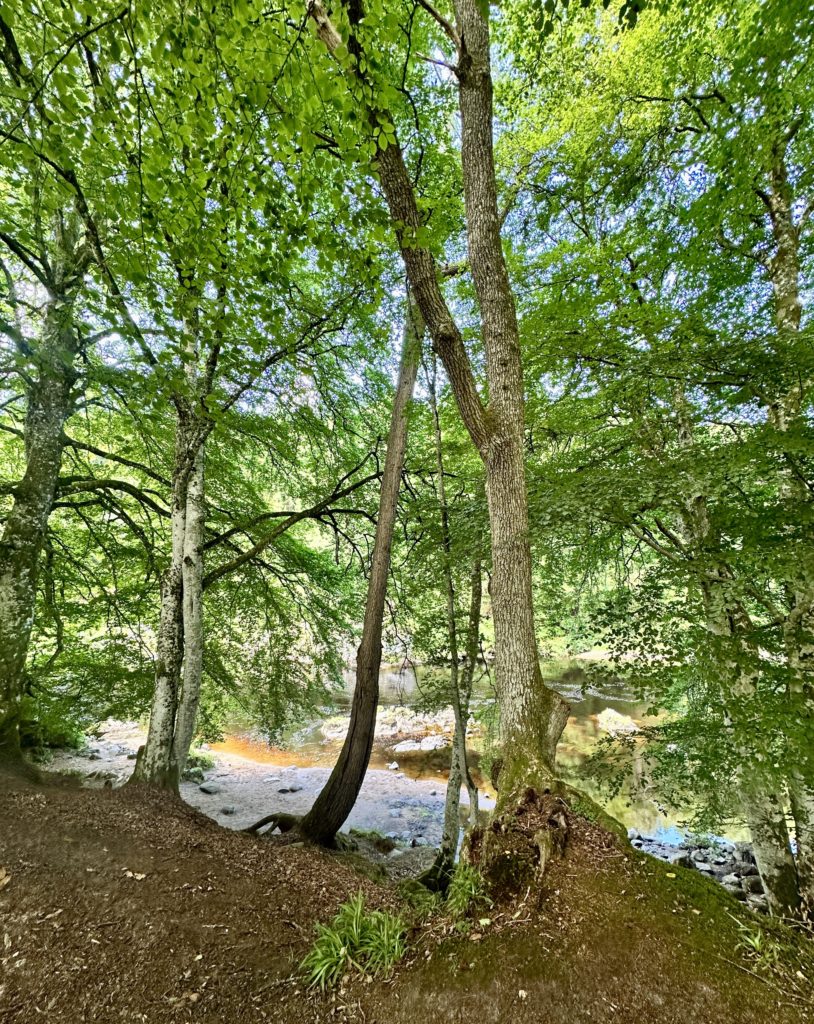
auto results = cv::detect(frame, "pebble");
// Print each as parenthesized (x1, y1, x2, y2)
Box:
(220, 806, 236, 816)
(199, 782, 221, 794)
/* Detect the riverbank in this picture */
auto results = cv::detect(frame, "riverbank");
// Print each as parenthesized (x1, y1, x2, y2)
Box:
(1, 767, 811, 1023)
(47, 719, 494, 848)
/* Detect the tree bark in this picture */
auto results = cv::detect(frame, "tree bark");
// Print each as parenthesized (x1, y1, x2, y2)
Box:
(299, 294, 423, 845)
(671, 389, 800, 915)
(130, 427, 192, 788)
(424, 354, 482, 883)
(0, 297, 78, 760)
(309, 0, 569, 813)
(170, 442, 206, 782)
(761, 145, 814, 908)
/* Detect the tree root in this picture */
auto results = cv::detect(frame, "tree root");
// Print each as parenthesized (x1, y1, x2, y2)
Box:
(243, 812, 301, 836)
(463, 787, 570, 896)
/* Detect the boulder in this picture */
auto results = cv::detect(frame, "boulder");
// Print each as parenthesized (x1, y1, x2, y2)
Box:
(199, 782, 221, 795)
(393, 740, 422, 753)
(742, 874, 764, 895)
(721, 873, 742, 887)
(723, 883, 747, 901)
(668, 851, 693, 869)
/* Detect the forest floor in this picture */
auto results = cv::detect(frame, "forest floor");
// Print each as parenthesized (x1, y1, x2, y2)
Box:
(1, 767, 812, 1024)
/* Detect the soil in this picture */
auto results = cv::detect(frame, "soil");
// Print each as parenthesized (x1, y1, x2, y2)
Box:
(1, 767, 812, 1024)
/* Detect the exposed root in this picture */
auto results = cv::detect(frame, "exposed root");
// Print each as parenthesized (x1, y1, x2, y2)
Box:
(464, 787, 570, 897)
(243, 812, 301, 835)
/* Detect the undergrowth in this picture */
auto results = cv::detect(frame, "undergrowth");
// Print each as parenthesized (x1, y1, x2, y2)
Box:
(301, 893, 406, 990)
(446, 863, 493, 920)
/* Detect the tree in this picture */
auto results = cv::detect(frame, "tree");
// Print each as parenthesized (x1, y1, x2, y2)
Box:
(306, 0, 570, 822)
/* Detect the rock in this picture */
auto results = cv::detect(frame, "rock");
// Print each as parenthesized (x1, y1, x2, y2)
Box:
(393, 740, 422, 754)
(412, 836, 429, 847)
(401, 831, 411, 841)
(419, 735, 449, 752)
(385, 831, 399, 840)
(389, 808, 402, 819)
(596, 708, 639, 736)
(88, 753, 102, 761)
(694, 861, 715, 873)
(220, 805, 236, 816)
(430, 790, 438, 797)
(737, 862, 759, 877)
(199, 782, 221, 794)
(388, 848, 404, 859)
(668, 852, 693, 869)
(721, 873, 742, 887)
(386, 761, 399, 770)
(742, 874, 764, 894)
(631, 839, 644, 849)
(288, 784, 302, 793)
(690, 849, 709, 863)
(723, 883, 747, 901)
(126, 752, 138, 760)
(746, 894, 769, 914)
(627, 828, 641, 841)
(184, 767, 205, 783)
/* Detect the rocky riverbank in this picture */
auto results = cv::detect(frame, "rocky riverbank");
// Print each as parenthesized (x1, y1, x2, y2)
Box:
(43, 718, 770, 909)
(628, 828, 768, 913)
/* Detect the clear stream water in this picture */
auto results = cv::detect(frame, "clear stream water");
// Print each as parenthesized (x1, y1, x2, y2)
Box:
(213, 660, 705, 838)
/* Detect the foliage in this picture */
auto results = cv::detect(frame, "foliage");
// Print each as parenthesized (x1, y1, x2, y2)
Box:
(445, 864, 493, 921)
(301, 893, 406, 990)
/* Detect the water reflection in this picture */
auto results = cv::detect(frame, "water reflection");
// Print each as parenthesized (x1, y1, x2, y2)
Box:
(215, 660, 700, 836)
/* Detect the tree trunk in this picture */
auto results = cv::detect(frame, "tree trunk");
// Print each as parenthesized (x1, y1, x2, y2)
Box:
(300, 295, 422, 845)
(425, 354, 482, 883)
(452, 0, 570, 803)
(672, 383, 801, 916)
(169, 442, 206, 784)
(131, 430, 190, 788)
(0, 300, 77, 761)
(762, 146, 814, 908)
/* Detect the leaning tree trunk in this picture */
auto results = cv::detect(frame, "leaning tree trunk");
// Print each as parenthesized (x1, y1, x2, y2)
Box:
(0, 300, 77, 761)
(310, 0, 569, 805)
(300, 296, 422, 845)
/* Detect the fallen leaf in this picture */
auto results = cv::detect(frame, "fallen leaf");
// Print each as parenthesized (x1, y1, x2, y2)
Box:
(666, 872, 676, 879)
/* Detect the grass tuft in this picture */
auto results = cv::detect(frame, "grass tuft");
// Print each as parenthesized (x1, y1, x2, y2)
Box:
(301, 893, 406, 990)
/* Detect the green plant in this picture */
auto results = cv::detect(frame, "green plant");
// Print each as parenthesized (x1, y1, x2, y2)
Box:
(730, 915, 782, 971)
(186, 748, 215, 771)
(397, 879, 443, 922)
(301, 893, 406, 990)
(446, 864, 492, 920)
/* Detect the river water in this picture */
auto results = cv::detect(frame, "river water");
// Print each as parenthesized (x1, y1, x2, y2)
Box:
(213, 659, 701, 838)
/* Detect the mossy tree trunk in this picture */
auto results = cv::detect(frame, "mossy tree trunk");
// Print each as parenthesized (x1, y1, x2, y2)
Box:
(309, 0, 570, 821)
(0, 220, 90, 762)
